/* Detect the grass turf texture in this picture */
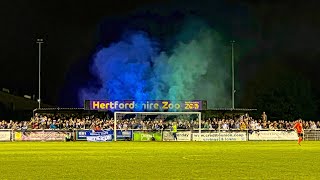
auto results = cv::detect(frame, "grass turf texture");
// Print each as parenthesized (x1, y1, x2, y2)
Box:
(0, 141, 319, 179)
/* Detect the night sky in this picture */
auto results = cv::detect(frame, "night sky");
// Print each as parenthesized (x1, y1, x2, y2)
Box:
(1, 0, 319, 112)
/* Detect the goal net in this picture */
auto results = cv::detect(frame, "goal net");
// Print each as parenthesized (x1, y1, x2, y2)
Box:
(113, 111, 201, 141)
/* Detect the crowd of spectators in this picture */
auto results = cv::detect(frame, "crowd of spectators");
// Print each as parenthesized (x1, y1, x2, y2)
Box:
(0, 112, 319, 131)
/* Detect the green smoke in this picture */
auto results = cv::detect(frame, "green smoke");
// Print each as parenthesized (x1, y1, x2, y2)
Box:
(151, 23, 230, 108)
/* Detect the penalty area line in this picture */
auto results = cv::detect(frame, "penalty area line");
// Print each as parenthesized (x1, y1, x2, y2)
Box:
(182, 155, 212, 160)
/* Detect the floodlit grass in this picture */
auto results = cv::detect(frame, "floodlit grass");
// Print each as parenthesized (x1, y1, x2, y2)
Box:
(0, 141, 319, 179)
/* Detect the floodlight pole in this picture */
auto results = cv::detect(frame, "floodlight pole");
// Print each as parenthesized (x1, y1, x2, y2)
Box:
(231, 40, 235, 110)
(37, 39, 44, 109)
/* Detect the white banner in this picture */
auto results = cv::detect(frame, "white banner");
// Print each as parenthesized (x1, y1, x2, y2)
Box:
(163, 131, 192, 141)
(249, 131, 298, 140)
(0, 131, 11, 141)
(15, 131, 65, 141)
(86, 135, 112, 142)
(192, 132, 247, 141)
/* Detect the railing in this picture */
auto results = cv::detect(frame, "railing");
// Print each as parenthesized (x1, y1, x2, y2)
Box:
(304, 129, 320, 141)
(1, 129, 319, 141)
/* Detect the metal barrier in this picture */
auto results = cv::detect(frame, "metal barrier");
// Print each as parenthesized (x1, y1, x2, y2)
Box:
(304, 129, 320, 141)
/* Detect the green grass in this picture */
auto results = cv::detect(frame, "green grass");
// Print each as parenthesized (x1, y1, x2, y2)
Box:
(0, 141, 319, 179)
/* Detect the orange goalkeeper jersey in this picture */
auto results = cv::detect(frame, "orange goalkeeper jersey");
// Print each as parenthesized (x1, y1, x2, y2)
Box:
(294, 123, 303, 133)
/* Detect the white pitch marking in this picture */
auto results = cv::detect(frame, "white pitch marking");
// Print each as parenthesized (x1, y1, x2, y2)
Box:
(182, 155, 215, 160)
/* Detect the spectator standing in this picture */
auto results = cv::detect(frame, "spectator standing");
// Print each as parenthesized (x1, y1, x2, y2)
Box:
(21, 122, 28, 135)
(310, 122, 317, 130)
(262, 112, 267, 122)
(255, 123, 262, 130)
(50, 121, 57, 130)
(222, 122, 229, 131)
(240, 121, 246, 130)
(172, 122, 177, 141)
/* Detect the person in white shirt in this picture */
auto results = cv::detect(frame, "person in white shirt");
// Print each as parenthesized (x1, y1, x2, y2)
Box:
(209, 124, 213, 130)
(310, 122, 317, 130)
(222, 123, 229, 131)
(255, 123, 262, 130)
(250, 121, 255, 130)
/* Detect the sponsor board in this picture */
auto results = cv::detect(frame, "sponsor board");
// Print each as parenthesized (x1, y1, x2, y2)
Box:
(116, 130, 133, 141)
(163, 131, 192, 141)
(249, 131, 298, 140)
(133, 131, 162, 141)
(85, 100, 205, 111)
(0, 131, 11, 141)
(86, 136, 111, 142)
(15, 131, 65, 141)
(86, 130, 113, 142)
(76, 130, 90, 140)
(192, 132, 247, 141)
(77, 130, 133, 141)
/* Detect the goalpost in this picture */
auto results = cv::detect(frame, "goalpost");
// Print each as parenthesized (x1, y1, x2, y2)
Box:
(113, 111, 201, 141)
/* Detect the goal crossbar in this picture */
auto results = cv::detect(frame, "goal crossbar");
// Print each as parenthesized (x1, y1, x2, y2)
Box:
(113, 111, 201, 141)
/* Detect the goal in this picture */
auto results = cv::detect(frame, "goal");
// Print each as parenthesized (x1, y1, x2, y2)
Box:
(113, 111, 202, 141)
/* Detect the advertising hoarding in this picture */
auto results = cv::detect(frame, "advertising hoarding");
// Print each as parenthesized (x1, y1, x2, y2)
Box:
(84, 100, 206, 111)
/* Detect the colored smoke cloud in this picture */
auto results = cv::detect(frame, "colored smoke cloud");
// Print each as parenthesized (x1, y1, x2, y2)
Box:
(79, 23, 230, 108)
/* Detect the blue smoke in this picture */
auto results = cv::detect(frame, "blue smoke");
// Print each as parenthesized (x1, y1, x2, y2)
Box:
(79, 32, 158, 103)
(79, 26, 230, 108)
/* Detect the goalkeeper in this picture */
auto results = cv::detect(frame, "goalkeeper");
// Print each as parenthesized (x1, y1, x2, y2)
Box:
(172, 122, 178, 141)
(293, 119, 303, 146)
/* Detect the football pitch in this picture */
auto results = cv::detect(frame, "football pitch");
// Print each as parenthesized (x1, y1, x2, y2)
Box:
(0, 141, 319, 180)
